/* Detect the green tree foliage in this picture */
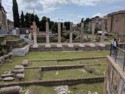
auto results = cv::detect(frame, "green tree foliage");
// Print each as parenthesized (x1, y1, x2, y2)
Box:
(64, 22, 70, 30)
(24, 13, 30, 27)
(20, 11, 25, 27)
(12, 0, 20, 27)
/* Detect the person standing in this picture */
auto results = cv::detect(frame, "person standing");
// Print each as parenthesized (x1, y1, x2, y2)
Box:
(111, 38, 118, 59)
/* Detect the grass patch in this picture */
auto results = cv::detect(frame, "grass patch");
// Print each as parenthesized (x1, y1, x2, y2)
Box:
(42, 67, 104, 80)
(20, 83, 103, 94)
(30, 59, 107, 67)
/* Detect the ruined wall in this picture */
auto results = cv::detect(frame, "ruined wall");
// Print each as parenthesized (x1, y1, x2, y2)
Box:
(107, 11, 125, 36)
(105, 56, 125, 94)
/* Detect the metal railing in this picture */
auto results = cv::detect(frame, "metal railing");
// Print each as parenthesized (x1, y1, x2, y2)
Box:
(110, 45, 125, 71)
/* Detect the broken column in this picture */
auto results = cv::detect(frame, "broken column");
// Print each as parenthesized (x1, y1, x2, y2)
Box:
(68, 22, 74, 47)
(79, 21, 85, 47)
(45, 19, 51, 48)
(99, 18, 106, 47)
(57, 22, 62, 47)
(32, 21, 38, 48)
(89, 20, 96, 47)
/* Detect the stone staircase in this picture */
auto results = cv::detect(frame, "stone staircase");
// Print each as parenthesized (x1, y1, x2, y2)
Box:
(6, 39, 28, 48)
(5, 36, 29, 56)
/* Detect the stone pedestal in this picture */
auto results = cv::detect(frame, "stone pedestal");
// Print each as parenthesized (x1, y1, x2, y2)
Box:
(68, 44, 74, 47)
(79, 43, 85, 47)
(89, 43, 95, 47)
(45, 44, 51, 48)
(57, 44, 62, 47)
(99, 43, 105, 47)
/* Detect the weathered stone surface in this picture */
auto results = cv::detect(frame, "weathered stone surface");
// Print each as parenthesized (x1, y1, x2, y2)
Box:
(0, 86, 20, 94)
(22, 60, 29, 67)
(16, 74, 25, 80)
(12, 45, 29, 56)
(3, 54, 9, 59)
(1, 73, 14, 78)
(0, 56, 5, 62)
(8, 52, 14, 58)
(13, 69, 24, 74)
(94, 69, 101, 75)
(15, 65, 24, 69)
(0, 59, 3, 64)
(54, 85, 69, 94)
(3, 77, 14, 81)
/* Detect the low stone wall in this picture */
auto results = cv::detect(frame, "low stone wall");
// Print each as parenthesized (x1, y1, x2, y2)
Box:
(105, 56, 125, 94)
(29, 56, 106, 62)
(30, 45, 109, 52)
(25, 64, 101, 70)
(0, 77, 104, 87)
(29, 43, 125, 52)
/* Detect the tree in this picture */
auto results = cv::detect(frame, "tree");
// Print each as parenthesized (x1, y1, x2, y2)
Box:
(12, 0, 20, 27)
(20, 11, 25, 27)
(25, 13, 30, 27)
(81, 18, 84, 23)
(64, 22, 70, 30)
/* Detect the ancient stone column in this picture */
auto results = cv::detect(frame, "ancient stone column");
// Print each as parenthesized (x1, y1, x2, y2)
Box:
(45, 20, 51, 48)
(89, 21, 96, 47)
(32, 21, 38, 48)
(68, 22, 74, 47)
(99, 18, 105, 47)
(57, 22, 62, 47)
(79, 22, 85, 47)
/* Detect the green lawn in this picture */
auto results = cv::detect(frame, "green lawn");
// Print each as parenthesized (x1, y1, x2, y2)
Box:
(30, 58, 107, 67)
(0, 51, 108, 75)
(20, 83, 104, 94)
(0, 51, 108, 94)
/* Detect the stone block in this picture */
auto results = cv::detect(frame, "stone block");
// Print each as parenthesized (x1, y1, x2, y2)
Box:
(12, 45, 29, 56)
(3, 77, 14, 81)
(13, 69, 24, 74)
(22, 60, 29, 67)
(15, 65, 24, 69)
(68, 44, 74, 47)
(16, 73, 25, 80)
(0, 86, 20, 94)
(57, 44, 62, 48)
(45, 44, 51, 48)
(79, 43, 85, 47)
(1, 73, 14, 78)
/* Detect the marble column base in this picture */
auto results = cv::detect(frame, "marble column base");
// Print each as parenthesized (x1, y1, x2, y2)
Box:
(79, 43, 85, 47)
(99, 43, 105, 47)
(89, 43, 95, 47)
(68, 44, 74, 47)
(33, 43, 38, 48)
(57, 44, 62, 47)
(45, 44, 51, 48)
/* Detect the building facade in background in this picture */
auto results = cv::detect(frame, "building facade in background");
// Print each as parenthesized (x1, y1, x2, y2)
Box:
(107, 10, 125, 37)
(0, 0, 8, 31)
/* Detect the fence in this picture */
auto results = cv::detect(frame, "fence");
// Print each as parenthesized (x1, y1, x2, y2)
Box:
(110, 45, 125, 71)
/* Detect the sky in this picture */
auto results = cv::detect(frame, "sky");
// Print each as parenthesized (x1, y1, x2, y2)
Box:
(2, 0, 125, 24)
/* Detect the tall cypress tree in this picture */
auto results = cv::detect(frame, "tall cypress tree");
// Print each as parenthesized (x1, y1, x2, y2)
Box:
(12, 0, 20, 27)
(21, 11, 25, 27)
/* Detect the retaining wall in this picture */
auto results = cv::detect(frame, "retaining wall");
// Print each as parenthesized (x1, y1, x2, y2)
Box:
(105, 56, 125, 94)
